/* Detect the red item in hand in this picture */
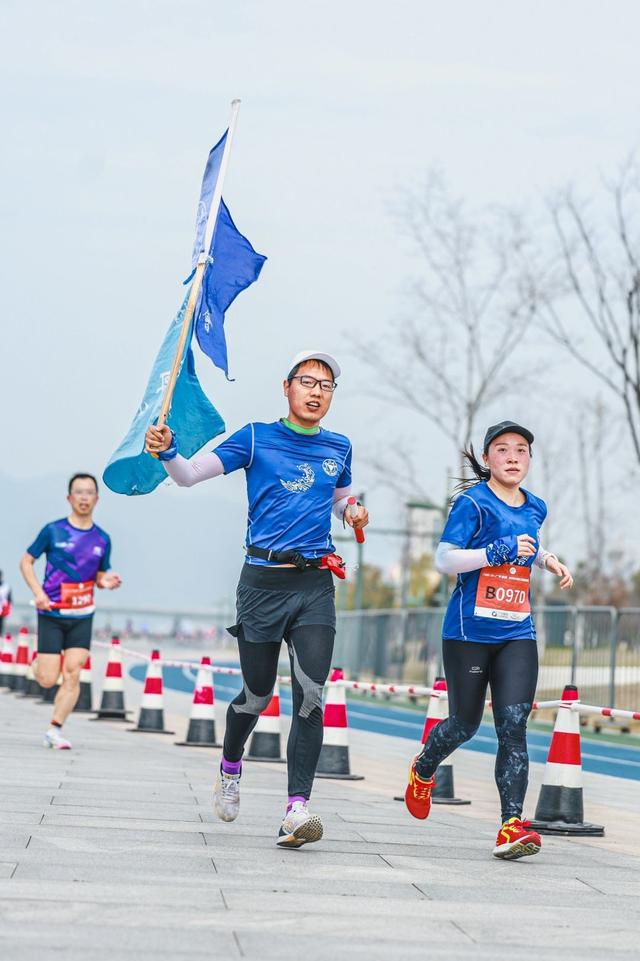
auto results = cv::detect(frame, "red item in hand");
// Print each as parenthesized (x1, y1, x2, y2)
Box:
(347, 496, 365, 544)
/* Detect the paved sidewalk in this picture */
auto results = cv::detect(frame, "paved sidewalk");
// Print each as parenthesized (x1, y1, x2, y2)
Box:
(1, 690, 639, 961)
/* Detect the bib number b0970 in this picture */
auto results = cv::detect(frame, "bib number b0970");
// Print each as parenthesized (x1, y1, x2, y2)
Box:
(474, 565, 530, 622)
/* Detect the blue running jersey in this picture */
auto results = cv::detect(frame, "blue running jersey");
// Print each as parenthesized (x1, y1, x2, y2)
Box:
(214, 421, 352, 565)
(440, 482, 547, 643)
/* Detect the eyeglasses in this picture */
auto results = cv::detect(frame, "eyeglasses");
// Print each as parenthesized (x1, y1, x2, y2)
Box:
(289, 375, 337, 393)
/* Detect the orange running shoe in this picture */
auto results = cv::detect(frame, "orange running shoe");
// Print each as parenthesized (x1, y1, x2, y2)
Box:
(404, 758, 436, 820)
(493, 818, 541, 860)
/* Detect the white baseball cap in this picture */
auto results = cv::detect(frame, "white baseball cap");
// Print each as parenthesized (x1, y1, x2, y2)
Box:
(287, 350, 341, 381)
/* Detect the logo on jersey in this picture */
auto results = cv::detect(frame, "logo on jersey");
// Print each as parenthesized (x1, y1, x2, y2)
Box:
(280, 463, 315, 493)
(322, 459, 339, 477)
(92, 546, 104, 557)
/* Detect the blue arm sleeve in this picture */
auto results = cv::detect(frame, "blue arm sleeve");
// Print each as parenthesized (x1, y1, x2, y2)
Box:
(213, 424, 254, 475)
(27, 525, 51, 560)
(336, 445, 353, 488)
(99, 537, 112, 572)
(440, 495, 482, 549)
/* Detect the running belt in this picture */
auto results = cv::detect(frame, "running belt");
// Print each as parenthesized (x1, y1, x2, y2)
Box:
(245, 546, 346, 578)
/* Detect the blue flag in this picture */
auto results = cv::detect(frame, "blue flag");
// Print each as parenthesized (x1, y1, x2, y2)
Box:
(103, 292, 225, 496)
(190, 134, 267, 378)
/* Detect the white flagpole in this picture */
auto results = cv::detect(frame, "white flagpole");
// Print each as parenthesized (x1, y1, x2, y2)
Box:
(156, 99, 241, 430)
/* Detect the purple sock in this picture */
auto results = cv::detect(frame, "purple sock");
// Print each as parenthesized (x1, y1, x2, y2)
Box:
(287, 794, 306, 813)
(221, 757, 242, 776)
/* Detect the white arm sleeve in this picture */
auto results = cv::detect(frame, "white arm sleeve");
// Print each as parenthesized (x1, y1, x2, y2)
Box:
(534, 545, 557, 570)
(435, 541, 489, 575)
(332, 486, 352, 521)
(163, 452, 225, 488)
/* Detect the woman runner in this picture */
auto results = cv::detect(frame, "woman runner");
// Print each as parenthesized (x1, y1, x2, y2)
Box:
(404, 421, 573, 860)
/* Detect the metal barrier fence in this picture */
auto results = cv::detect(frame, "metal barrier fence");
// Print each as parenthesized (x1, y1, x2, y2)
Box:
(334, 606, 640, 711)
(7, 601, 640, 711)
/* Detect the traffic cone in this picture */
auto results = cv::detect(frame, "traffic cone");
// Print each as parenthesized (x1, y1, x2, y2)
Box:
(175, 657, 221, 747)
(246, 679, 285, 762)
(21, 643, 42, 698)
(74, 655, 93, 713)
(39, 654, 63, 703)
(0, 634, 14, 688)
(12, 628, 30, 694)
(315, 668, 364, 780)
(393, 676, 470, 804)
(528, 685, 604, 836)
(129, 649, 174, 734)
(93, 637, 130, 720)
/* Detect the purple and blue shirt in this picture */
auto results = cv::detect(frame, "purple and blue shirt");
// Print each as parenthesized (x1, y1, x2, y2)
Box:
(27, 518, 112, 619)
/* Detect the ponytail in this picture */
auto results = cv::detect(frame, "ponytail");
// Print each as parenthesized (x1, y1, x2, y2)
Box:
(451, 444, 490, 499)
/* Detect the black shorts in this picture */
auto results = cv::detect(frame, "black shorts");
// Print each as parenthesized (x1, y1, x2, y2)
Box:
(228, 564, 336, 644)
(37, 614, 93, 655)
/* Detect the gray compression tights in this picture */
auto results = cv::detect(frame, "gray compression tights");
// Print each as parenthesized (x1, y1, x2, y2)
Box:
(223, 624, 335, 798)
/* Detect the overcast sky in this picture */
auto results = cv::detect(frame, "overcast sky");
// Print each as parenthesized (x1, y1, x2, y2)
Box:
(2, 1, 639, 608)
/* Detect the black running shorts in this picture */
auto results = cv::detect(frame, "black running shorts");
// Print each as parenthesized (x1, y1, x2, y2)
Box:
(228, 564, 336, 644)
(37, 614, 93, 655)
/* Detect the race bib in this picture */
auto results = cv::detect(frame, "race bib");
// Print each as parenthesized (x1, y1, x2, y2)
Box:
(474, 565, 530, 622)
(59, 581, 95, 615)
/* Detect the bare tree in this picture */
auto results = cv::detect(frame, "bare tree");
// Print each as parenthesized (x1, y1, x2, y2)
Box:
(576, 396, 607, 575)
(363, 172, 543, 489)
(538, 158, 640, 464)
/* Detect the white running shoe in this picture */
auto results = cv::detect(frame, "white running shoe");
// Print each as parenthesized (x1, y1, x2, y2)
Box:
(43, 728, 72, 750)
(276, 801, 323, 848)
(213, 769, 241, 822)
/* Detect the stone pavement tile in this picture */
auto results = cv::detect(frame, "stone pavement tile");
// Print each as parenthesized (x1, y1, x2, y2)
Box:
(40, 812, 212, 832)
(576, 876, 640, 896)
(0, 925, 239, 957)
(412, 881, 636, 910)
(234, 932, 640, 961)
(457, 919, 639, 949)
(213, 850, 391, 870)
(0, 797, 54, 812)
(0, 812, 44, 825)
(49, 793, 198, 809)
(32, 824, 207, 847)
(219, 888, 452, 918)
(16, 843, 218, 867)
(211, 854, 393, 878)
(49, 803, 202, 820)
(0, 831, 31, 848)
(12, 857, 217, 882)
(0, 880, 223, 907)
(3, 778, 67, 790)
(220, 878, 423, 899)
(66, 770, 188, 784)
(54, 784, 196, 801)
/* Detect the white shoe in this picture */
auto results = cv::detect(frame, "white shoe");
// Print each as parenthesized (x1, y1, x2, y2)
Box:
(213, 769, 241, 822)
(276, 801, 323, 848)
(43, 728, 72, 750)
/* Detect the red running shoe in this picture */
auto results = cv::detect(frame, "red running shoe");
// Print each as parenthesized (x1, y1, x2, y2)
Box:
(493, 818, 541, 860)
(404, 758, 436, 820)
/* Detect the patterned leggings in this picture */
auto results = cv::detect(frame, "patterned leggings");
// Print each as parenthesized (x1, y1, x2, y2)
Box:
(416, 638, 538, 822)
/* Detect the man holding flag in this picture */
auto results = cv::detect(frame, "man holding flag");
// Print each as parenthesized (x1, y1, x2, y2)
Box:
(104, 101, 368, 846)
(145, 351, 368, 847)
